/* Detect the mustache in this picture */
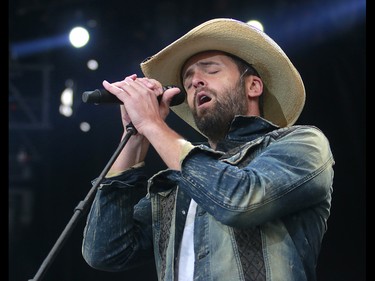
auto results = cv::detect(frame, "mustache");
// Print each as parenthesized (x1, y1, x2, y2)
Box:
(194, 87, 216, 104)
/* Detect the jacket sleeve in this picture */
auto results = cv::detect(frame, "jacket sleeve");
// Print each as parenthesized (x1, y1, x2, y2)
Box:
(81, 166, 154, 272)
(178, 126, 335, 227)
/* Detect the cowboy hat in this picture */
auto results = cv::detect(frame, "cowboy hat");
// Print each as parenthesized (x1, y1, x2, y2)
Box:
(140, 18, 305, 135)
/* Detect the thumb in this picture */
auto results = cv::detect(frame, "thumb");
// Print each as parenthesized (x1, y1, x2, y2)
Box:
(162, 86, 186, 107)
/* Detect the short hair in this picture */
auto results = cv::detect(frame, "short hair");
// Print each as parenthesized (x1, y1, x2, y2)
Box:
(226, 52, 264, 116)
(226, 52, 261, 78)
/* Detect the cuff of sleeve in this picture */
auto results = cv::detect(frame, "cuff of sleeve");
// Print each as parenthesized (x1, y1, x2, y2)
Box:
(179, 141, 195, 163)
(106, 161, 145, 178)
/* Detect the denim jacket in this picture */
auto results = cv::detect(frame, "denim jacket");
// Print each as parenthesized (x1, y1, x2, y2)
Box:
(82, 116, 335, 281)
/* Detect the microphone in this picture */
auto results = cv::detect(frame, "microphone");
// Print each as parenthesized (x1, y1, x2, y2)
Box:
(82, 85, 186, 107)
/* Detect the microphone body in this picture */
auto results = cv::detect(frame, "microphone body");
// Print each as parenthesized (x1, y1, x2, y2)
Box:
(82, 86, 186, 107)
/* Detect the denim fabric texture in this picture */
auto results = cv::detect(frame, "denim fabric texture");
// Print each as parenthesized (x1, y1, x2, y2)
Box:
(82, 116, 335, 281)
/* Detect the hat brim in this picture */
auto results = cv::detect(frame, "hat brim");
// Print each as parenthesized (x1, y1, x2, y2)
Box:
(141, 18, 305, 135)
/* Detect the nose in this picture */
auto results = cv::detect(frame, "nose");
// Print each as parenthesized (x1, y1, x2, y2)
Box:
(185, 72, 206, 108)
(191, 72, 206, 89)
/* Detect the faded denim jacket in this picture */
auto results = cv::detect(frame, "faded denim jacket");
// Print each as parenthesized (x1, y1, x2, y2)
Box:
(82, 116, 335, 281)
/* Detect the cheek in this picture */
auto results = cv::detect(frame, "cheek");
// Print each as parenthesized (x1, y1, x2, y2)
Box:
(186, 92, 195, 108)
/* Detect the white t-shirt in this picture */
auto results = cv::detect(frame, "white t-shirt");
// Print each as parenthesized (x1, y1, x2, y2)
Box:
(177, 199, 197, 281)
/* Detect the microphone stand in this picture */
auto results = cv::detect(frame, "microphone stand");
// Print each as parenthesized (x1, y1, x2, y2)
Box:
(28, 123, 137, 281)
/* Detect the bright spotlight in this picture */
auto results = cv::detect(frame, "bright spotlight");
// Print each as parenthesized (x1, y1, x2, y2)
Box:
(247, 20, 264, 32)
(59, 104, 73, 117)
(60, 87, 73, 106)
(69, 26, 90, 48)
(59, 80, 74, 117)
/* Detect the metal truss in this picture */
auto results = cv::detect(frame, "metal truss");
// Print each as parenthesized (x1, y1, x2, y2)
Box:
(9, 62, 53, 130)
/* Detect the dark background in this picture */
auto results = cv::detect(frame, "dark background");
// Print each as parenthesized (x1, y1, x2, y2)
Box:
(9, 0, 366, 280)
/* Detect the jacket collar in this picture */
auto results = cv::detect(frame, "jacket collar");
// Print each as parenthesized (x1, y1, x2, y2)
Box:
(215, 116, 278, 152)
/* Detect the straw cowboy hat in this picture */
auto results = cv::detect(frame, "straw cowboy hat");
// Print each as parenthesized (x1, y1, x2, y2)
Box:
(140, 18, 305, 135)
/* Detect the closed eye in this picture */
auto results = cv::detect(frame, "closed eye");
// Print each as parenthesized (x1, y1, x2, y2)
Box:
(184, 80, 192, 90)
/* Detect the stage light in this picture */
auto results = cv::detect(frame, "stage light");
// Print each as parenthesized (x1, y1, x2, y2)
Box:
(60, 87, 73, 106)
(59, 104, 73, 117)
(247, 20, 264, 32)
(79, 122, 91, 132)
(59, 80, 74, 117)
(69, 26, 90, 48)
(87, 59, 98, 70)
(10, 25, 91, 59)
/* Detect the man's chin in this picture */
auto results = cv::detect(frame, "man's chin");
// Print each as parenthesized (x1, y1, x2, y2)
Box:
(195, 107, 212, 119)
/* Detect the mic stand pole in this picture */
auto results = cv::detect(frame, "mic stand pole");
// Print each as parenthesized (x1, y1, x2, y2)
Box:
(28, 124, 138, 281)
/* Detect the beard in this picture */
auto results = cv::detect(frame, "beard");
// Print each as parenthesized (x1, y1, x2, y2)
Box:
(192, 79, 248, 144)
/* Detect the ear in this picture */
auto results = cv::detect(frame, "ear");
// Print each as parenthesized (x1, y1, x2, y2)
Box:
(245, 75, 263, 98)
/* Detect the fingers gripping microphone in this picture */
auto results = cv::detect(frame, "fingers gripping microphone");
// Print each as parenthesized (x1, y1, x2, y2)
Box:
(82, 86, 186, 107)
